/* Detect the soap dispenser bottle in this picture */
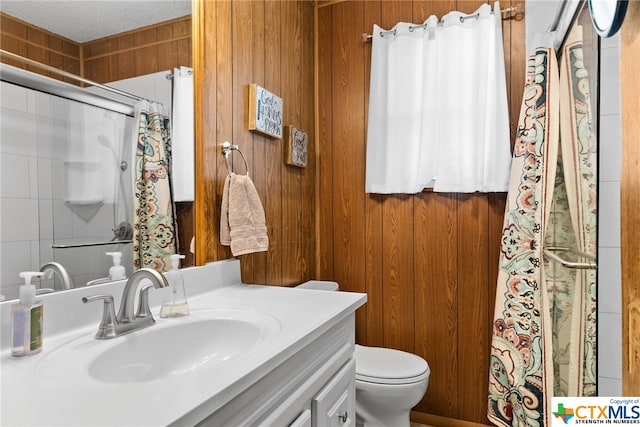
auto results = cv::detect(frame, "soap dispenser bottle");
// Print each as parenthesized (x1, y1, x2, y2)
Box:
(11, 272, 44, 357)
(106, 251, 126, 280)
(160, 254, 190, 318)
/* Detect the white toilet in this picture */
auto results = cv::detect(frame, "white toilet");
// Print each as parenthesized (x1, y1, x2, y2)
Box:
(296, 281, 430, 427)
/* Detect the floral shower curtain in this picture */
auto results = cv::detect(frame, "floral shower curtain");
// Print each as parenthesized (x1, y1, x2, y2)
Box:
(488, 25, 597, 426)
(133, 101, 177, 271)
(488, 46, 559, 427)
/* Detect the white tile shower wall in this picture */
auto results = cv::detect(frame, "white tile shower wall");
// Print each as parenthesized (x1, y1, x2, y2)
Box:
(598, 33, 623, 395)
(0, 83, 42, 299)
(0, 82, 133, 299)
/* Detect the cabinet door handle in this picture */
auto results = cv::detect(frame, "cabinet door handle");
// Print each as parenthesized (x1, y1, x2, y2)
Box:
(338, 411, 348, 423)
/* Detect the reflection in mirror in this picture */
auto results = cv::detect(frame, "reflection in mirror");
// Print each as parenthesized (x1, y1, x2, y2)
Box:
(0, 4, 192, 300)
(544, 2, 599, 396)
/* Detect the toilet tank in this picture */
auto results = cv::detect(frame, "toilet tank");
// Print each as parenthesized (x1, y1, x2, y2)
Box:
(295, 280, 340, 291)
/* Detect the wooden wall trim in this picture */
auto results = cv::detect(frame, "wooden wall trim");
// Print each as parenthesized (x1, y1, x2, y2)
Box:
(316, 0, 349, 8)
(193, 0, 210, 266)
(82, 35, 191, 61)
(411, 411, 492, 427)
(620, 0, 640, 396)
(0, 12, 80, 46)
(0, 32, 79, 60)
(82, 15, 191, 46)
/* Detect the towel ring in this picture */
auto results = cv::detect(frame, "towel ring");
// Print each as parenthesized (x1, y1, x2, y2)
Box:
(222, 141, 250, 176)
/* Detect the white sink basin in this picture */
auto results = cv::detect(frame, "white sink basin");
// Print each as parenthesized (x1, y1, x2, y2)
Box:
(35, 309, 281, 385)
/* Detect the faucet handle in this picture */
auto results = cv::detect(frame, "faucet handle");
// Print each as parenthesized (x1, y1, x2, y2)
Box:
(136, 283, 155, 320)
(82, 294, 118, 340)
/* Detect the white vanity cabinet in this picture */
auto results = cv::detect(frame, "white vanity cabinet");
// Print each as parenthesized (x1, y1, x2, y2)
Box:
(311, 358, 355, 426)
(189, 312, 357, 427)
(0, 260, 367, 427)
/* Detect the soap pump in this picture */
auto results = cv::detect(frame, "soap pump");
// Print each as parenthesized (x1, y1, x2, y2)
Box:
(106, 251, 126, 281)
(11, 271, 44, 357)
(160, 254, 190, 318)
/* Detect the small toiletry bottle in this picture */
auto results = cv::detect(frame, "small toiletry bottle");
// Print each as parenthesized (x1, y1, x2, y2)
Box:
(106, 252, 126, 280)
(11, 272, 44, 357)
(160, 254, 190, 318)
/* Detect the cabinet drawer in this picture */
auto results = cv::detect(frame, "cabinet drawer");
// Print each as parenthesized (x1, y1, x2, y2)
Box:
(289, 409, 312, 427)
(312, 359, 355, 427)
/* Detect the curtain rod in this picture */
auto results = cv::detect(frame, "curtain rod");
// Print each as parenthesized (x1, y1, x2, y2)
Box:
(362, 3, 525, 42)
(0, 49, 145, 102)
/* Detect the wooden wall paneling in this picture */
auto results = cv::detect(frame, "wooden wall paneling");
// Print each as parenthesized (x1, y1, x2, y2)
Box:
(381, 194, 415, 353)
(26, 27, 49, 77)
(409, 2, 459, 418)
(195, 0, 219, 265)
(85, 56, 112, 86)
(302, 0, 316, 285)
(414, 193, 458, 418)
(158, 42, 178, 73)
(501, 0, 513, 144)
(116, 34, 136, 81)
(363, 0, 382, 348)
(330, 0, 367, 334)
(251, 0, 268, 285)
(508, 1, 526, 148)
(317, 5, 335, 282)
(82, 38, 114, 60)
(456, 194, 490, 423)
(413, 0, 456, 22)
(80, 17, 191, 83)
(176, 37, 192, 69)
(231, 0, 257, 284)
(265, 0, 284, 286)
(0, 34, 28, 70)
(456, 4, 494, 424)
(214, 0, 234, 263)
(156, 21, 178, 71)
(280, 0, 306, 286)
(316, 0, 525, 423)
(133, 28, 158, 77)
(620, 0, 640, 396)
(0, 13, 81, 83)
(378, 0, 415, 355)
(487, 193, 506, 337)
(0, 13, 80, 80)
(1, 13, 27, 41)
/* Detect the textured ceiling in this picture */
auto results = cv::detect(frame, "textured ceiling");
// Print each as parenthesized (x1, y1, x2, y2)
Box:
(1, 0, 192, 43)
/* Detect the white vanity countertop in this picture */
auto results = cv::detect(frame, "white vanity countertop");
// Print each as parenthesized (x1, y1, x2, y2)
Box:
(0, 260, 366, 426)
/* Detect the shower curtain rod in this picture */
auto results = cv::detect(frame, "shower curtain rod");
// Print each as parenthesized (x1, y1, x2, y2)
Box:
(362, 3, 524, 42)
(0, 49, 146, 103)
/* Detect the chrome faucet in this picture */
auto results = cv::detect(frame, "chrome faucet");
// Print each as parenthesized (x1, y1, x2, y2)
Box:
(82, 268, 169, 339)
(40, 262, 74, 290)
(85, 277, 112, 287)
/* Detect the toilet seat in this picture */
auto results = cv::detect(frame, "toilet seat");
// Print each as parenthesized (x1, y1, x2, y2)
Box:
(354, 345, 430, 385)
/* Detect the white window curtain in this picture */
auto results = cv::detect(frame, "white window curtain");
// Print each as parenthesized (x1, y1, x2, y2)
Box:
(171, 66, 194, 202)
(365, 2, 511, 194)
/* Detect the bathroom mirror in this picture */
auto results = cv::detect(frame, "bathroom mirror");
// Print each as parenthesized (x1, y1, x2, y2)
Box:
(588, 0, 628, 37)
(0, 1, 192, 300)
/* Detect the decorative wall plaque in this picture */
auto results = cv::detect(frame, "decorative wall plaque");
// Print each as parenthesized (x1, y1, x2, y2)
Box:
(284, 125, 308, 168)
(246, 84, 283, 139)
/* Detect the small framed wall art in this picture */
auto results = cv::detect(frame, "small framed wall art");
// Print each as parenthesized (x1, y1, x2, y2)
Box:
(284, 125, 308, 168)
(246, 84, 283, 139)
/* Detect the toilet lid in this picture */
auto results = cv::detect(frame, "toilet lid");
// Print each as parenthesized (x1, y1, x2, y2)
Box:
(354, 345, 430, 385)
